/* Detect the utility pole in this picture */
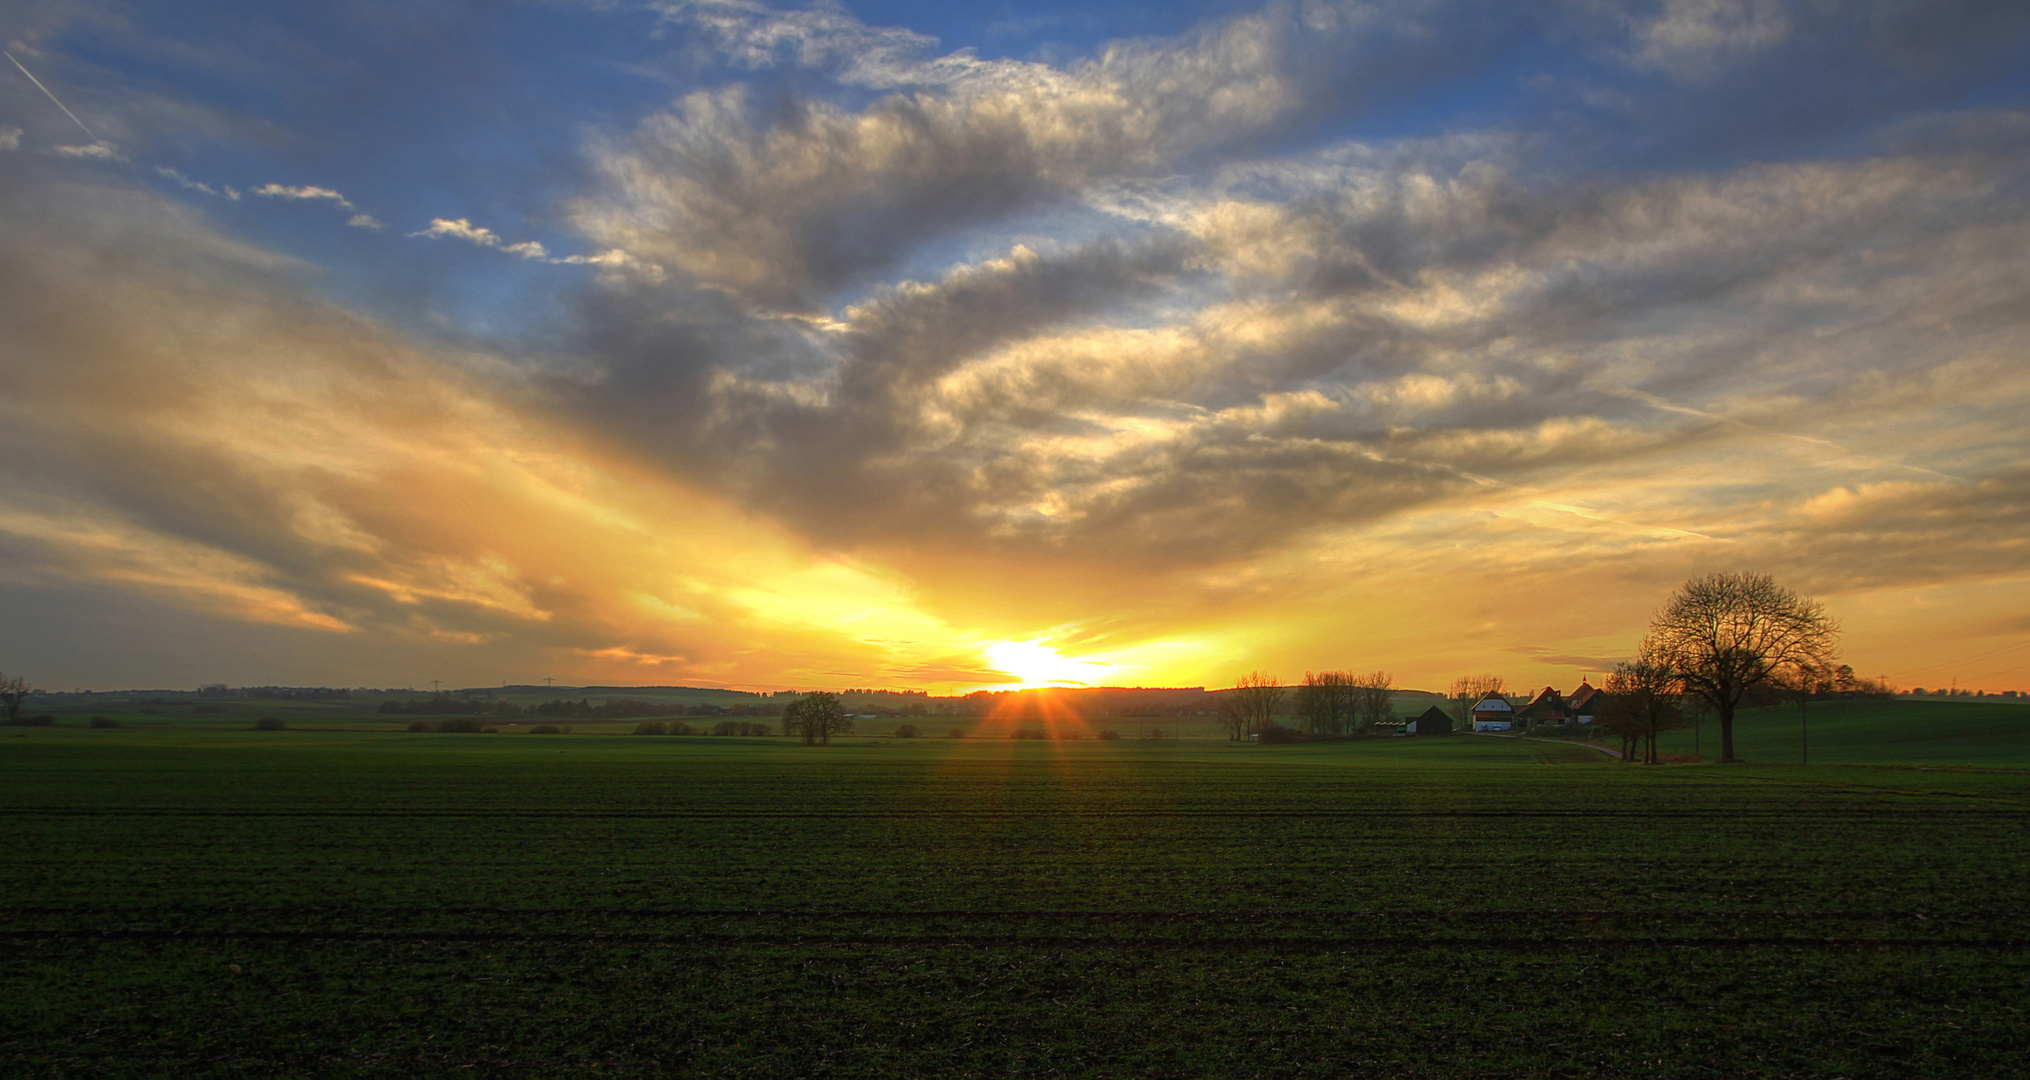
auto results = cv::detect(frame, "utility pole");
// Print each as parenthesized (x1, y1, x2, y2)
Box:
(544, 676, 555, 688)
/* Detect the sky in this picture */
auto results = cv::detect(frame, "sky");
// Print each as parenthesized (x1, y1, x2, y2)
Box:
(2, 0, 2028, 695)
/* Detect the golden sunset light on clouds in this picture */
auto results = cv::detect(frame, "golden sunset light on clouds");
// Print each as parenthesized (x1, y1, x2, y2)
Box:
(1, 1, 2028, 694)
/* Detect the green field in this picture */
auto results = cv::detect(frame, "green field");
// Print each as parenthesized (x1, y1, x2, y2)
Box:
(3, 727, 2027, 1077)
(1653, 698, 2030, 767)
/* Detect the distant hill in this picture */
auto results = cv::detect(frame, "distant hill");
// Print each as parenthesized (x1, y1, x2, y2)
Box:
(1653, 699, 2030, 768)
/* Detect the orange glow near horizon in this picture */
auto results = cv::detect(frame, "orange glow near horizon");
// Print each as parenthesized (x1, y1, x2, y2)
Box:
(982, 640, 1120, 689)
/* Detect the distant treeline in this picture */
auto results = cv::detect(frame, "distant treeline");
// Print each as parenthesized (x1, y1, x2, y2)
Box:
(632, 720, 772, 736)
(203, 685, 354, 701)
(533, 698, 777, 719)
(379, 697, 525, 718)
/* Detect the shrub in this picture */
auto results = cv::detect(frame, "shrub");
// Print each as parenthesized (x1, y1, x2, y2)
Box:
(6, 714, 55, 727)
(712, 720, 740, 736)
(632, 721, 669, 736)
(407, 720, 431, 732)
(89, 716, 121, 729)
(1097, 729, 1122, 740)
(529, 724, 563, 735)
(434, 718, 489, 733)
(668, 721, 694, 735)
(894, 723, 921, 739)
(948, 728, 967, 738)
(252, 717, 286, 731)
(741, 721, 770, 736)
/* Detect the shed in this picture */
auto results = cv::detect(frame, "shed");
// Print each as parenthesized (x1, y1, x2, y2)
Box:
(1407, 705, 1453, 736)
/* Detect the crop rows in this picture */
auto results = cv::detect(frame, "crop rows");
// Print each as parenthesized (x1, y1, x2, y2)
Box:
(2, 735, 2026, 1076)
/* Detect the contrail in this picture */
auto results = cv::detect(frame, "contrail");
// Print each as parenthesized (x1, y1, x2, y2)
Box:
(5, 50, 99, 142)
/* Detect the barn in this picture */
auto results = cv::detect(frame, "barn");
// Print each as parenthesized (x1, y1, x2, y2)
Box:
(1407, 705, 1454, 736)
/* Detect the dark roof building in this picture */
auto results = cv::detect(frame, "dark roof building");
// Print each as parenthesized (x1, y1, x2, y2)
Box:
(1408, 705, 1453, 736)
(1566, 680, 1601, 720)
(1514, 686, 1571, 729)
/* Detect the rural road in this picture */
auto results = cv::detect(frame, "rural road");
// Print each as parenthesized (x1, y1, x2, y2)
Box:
(1471, 731, 1625, 760)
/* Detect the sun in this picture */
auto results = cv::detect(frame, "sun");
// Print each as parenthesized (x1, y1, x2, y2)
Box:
(983, 640, 1118, 688)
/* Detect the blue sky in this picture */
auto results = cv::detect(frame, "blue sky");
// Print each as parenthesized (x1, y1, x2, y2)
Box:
(3, 1, 2029, 692)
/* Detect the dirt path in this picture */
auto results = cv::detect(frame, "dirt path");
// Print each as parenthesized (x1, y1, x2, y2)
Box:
(1470, 731, 1625, 760)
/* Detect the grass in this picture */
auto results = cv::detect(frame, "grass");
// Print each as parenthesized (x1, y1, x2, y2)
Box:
(1653, 698, 2030, 767)
(1, 727, 2026, 1077)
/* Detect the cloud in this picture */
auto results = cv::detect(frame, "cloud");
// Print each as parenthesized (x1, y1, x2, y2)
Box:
(154, 166, 238, 200)
(0, 126, 18, 151)
(411, 217, 659, 270)
(411, 216, 503, 245)
(554, 248, 667, 281)
(0, 172, 986, 689)
(1626, 0, 1792, 80)
(52, 142, 122, 160)
(579, 0, 1531, 311)
(252, 182, 354, 209)
(649, 0, 958, 89)
(8, 0, 2030, 692)
(346, 212, 385, 230)
(567, 131, 2030, 592)
(412, 217, 545, 258)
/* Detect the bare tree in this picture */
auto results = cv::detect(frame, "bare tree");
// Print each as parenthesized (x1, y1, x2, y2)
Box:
(1293, 671, 1358, 735)
(1219, 672, 1285, 741)
(1642, 573, 1840, 764)
(0, 672, 27, 724)
(781, 692, 853, 746)
(1598, 658, 1684, 764)
(1449, 674, 1504, 724)
(1352, 670, 1395, 733)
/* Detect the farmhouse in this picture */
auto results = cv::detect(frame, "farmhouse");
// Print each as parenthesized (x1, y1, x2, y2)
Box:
(1565, 680, 1600, 724)
(1514, 686, 1570, 729)
(1470, 694, 1514, 732)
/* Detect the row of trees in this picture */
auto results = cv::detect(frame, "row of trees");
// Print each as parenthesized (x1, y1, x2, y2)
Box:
(1292, 670, 1396, 736)
(1218, 670, 1397, 740)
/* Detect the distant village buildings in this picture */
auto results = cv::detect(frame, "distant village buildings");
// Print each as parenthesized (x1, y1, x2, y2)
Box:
(1470, 681, 1598, 733)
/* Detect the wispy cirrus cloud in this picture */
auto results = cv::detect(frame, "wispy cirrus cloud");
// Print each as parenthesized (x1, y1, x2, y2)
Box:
(409, 217, 545, 258)
(53, 141, 123, 160)
(252, 182, 354, 209)
(153, 166, 233, 199)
